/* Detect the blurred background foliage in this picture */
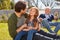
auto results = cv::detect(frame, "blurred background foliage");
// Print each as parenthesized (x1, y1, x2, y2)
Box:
(0, 0, 14, 10)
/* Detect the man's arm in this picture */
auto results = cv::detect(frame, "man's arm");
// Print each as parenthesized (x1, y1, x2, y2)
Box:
(8, 17, 17, 38)
(54, 16, 58, 20)
(39, 14, 45, 19)
(16, 24, 27, 33)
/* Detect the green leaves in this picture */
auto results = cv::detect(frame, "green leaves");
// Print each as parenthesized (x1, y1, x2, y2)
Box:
(0, 0, 10, 10)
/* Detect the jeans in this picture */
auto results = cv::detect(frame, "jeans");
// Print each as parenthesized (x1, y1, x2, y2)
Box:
(49, 22, 60, 33)
(15, 30, 37, 40)
(41, 19, 60, 33)
(41, 19, 54, 33)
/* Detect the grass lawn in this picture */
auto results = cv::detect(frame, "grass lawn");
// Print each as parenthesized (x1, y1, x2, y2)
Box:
(0, 23, 12, 40)
(0, 23, 60, 40)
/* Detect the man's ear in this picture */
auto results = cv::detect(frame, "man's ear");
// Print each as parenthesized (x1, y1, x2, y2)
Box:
(20, 10, 24, 13)
(20, 10, 22, 12)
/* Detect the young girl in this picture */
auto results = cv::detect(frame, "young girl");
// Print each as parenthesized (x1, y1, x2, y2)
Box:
(15, 7, 40, 40)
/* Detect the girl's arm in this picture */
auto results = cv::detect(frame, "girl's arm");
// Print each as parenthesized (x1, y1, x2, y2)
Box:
(37, 23, 41, 31)
(33, 22, 39, 30)
(16, 24, 27, 33)
(23, 29, 30, 31)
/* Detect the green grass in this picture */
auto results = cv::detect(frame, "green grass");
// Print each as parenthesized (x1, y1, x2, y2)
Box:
(0, 23, 60, 40)
(0, 23, 12, 40)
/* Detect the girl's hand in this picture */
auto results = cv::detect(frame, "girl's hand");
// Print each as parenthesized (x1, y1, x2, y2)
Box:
(23, 26, 33, 31)
(32, 28, 37, 30)
(28, 27, 33, 30)
(23, 29, 30, 31)
(22, 24, 27, 28)
(37, 28, 40, 31)
(16, 24, 27, 33)
(37, 24, 41, 31)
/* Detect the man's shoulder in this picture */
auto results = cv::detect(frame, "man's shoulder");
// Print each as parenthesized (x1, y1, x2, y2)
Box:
(9, 13, 17, 18)
(40, 14, 45, 16)
(51, 14, 54, 16)
(8, 13, 17, 21)
(39, 14, 45, 18)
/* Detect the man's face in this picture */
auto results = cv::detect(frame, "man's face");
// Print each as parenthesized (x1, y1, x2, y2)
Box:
(21, 8, 27, 14)
(45, 8, 51, 14)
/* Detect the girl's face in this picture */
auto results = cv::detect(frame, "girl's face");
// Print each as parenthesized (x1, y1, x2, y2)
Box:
(29, 8, 36, 16)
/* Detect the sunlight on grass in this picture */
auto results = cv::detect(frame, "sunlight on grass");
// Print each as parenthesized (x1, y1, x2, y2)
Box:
(0, 23, 12, 40)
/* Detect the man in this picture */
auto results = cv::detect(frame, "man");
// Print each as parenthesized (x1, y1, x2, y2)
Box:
(39, 7, 60, 33)
(8, 1, 27, 40)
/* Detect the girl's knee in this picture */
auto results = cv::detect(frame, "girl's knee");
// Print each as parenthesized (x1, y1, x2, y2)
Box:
(29, 30, 36, 33)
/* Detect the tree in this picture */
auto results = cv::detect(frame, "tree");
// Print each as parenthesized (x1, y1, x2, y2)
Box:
(25, 0, 39, 7)
(41, 0, 57, 8)
(10, 1, 14, 9)
(24, 0, 57, 9)
(0, 0, 10, 10)
(56, 0, 60, 1)
(0, 0, 3, 10)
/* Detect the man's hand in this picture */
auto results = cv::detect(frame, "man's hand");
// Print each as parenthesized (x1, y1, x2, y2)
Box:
(16, 24, 27, 33)
(37, 26, 40, 31)
(54, 16, 58, 20)
(21, 24, 28, 29)
(22, 24, 27, 27)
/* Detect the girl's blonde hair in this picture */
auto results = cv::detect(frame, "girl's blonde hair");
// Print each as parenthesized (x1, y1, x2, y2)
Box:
(26, 7, 39, 27)
(29, 7, 39, 18)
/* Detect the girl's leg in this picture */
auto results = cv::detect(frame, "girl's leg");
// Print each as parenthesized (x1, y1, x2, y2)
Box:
(15, 31, 27, 40)
(27, 30, 37, 40)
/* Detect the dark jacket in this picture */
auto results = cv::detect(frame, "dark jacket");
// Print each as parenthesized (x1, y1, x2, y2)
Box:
(39, 14, 54, 22)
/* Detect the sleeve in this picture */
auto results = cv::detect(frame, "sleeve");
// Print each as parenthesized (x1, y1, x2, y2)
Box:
(39, 14, 45, 19)
(51, 15, 54, 20)
(47, 15, 54, 21)
(50, 14, 54, 20)
(8, 17, 17, 38)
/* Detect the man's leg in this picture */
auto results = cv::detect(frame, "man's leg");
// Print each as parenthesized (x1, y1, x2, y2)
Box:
(38, 30, 60, 39)
(15, 31, 27, 40)
(49, 22, 60, 26)
(49, 22, 60, 33)
(41, 20, 54, 33)
(27, 30, 37, 40)
(54, 24, 60, 33)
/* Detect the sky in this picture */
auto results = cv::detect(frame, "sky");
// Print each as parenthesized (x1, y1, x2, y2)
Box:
(14, 0, 60, 9)
(15, 0, 19, 2)
(14, 0, 24, 3)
